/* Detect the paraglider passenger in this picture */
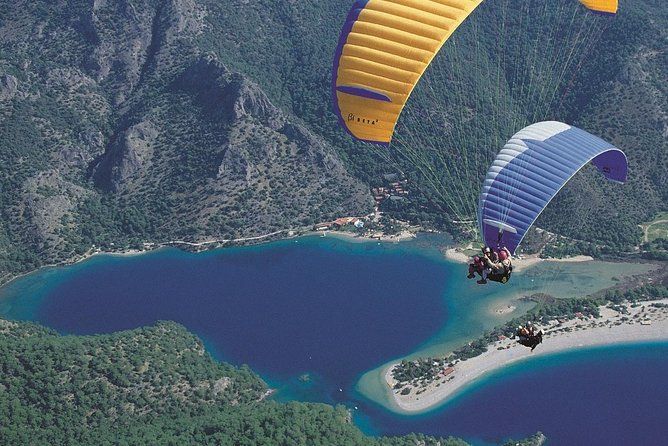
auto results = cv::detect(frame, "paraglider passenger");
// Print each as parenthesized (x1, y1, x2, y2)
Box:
(517, 322, 543, 351)
(484, 246, 498, 263)
(468, 247, 489, 279)
(478, 247, 498, 284)
(468, 247, 495, 284)
(516, 323, 544, 351)
(467, 256, 481, 279)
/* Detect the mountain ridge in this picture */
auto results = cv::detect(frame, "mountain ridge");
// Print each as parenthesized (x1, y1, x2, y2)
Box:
(0, 0, 665, 278)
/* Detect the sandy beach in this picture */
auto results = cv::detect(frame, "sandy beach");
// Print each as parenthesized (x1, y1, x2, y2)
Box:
(444, 248, 471, 263)
(386, 298, 668, 413)
(445, 247, 547, 273)
(444, 248, 593, 273)
(320, 228, 418, 243)
(493, 304, 517, 315)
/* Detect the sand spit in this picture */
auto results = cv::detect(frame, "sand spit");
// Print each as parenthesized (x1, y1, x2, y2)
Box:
(387, 299, 668, 413)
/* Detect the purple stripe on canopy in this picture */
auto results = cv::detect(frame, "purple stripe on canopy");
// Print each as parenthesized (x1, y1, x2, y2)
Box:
(336, 85, 392, 102)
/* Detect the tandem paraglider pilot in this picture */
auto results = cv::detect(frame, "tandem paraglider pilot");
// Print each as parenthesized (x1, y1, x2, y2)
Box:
(516, 323, 544, 351)
(467, 246, 512, 285)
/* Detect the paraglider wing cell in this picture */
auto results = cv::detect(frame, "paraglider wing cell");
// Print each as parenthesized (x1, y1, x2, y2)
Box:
(478, 121, 628, 254)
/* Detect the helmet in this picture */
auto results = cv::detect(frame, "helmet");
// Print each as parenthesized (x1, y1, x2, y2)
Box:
(484, 246, 492, 254)
(498, 250, 508, 260)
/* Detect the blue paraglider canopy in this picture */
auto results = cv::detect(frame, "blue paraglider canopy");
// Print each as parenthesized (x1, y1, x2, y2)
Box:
(478, 121, 628, 254)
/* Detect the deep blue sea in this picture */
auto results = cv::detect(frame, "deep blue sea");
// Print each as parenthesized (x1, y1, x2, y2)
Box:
(1, 235, 666, 445)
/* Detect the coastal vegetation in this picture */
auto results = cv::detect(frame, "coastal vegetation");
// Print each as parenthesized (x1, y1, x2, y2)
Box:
(503, 432, 547, 446)
(641, 238, 668, 261)
(0, 317, 506, 446)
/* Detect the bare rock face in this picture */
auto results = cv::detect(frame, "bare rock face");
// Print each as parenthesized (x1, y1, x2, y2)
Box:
(85, 0, 206, 104)
(16, 171, 88, 256)
(85, 43, 374, 229)
(46, 68, 96, 90)
(0, 74, 18, 101)
(175, 55, 348, 178)
(85, 0, 153, 101)
(112, 54, 374, 234)
(226, 75, 284, 130)
(172, 55, 282, 126)
(163, 0, 207, 40)
(189, 58, 373, 228)
(212, 377, 231, 395)
(92, 121, 158, 192)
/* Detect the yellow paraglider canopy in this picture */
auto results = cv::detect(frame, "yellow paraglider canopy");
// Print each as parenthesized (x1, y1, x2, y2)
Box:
(579, 0, 618, 14)
(332, 0, 618, 145)
(333, 0, 483, 145)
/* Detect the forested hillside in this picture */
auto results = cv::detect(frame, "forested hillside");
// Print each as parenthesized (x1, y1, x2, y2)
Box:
(0, 0, 374, 280)
(0, 318, 477, 445)
(0, 0, 665, 280)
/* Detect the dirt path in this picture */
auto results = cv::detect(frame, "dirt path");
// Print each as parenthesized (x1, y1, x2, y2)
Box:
(643, 219, 668, 243)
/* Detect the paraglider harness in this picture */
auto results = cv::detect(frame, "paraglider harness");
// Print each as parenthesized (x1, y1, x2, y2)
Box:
(487, 262, 512, 284)
(517, 331, 543, 351)
(487, 241, 512, 284)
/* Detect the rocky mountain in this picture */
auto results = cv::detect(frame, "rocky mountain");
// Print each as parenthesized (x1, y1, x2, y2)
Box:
(89, 54, 371, 234)
(191, 0, 668, 252)
(0, 0, 373, 279)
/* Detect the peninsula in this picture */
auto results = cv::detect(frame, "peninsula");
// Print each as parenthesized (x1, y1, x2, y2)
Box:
(386, 285, 668, 413)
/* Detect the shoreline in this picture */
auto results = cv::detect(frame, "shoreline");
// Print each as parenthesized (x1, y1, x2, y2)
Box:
(0, 227, 422, 289)
(0, 244, 167, 289)
(385, 298, 668, 414)
(3, 227, 664, 420)
(0, 224, 643, 290)
(313, 228, 418, 244)
(444, 247, 594, 272)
